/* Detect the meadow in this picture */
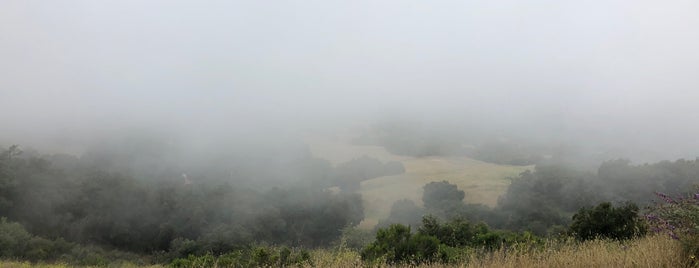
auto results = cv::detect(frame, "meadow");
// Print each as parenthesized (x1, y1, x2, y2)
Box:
(7, 234, 680, 267)
(305, 134, 530, 228)
(310, 234, 686, 268)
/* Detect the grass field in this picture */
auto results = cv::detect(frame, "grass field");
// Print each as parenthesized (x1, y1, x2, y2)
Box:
(304, 134, 531, 229)
(309, 234, 687, 268)
(0, 262, 164, 268)
(1, 235, 686, 267)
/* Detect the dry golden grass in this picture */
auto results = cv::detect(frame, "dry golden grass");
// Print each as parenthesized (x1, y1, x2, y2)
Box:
(304, 134, 530, 229)
(0, 262, 71, 268)
(306, 235, 688, 268)
(3, 235, 685, 267)
(464, 234, 687, 268)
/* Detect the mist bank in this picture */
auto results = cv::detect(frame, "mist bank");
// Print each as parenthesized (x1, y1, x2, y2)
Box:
(3, 111, 697, 173)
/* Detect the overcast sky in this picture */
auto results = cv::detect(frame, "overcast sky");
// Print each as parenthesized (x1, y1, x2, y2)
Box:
(1, 1, 699, 158)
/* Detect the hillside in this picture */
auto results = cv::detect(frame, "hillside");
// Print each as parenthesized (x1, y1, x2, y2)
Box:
(304, 134, 531, 228)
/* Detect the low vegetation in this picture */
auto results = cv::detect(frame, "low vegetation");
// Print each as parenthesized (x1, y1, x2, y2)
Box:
(1, 141, 699, 267)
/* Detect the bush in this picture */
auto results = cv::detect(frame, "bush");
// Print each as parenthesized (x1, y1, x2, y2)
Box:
(0, 217, 32, 257)
(647, 191, 699, 260)
(337, 226, 375, 250)
(569, 202, 647, 241)
(418, 215, 505, 249)
(169, 246, 312, 267)
(363, 216, 533, 265)
(361, 224, 440, 264)
(422, 181, 465, 218)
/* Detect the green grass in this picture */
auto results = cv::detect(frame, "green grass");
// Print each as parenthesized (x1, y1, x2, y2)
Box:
(0, 262, 164, 268)
(305, 134, 531, 229)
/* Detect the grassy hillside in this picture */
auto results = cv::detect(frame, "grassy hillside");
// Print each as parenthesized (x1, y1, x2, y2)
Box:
(308, 234, 685, 268)
(27, 234, 677, 267)
(305, 134, 531, 228)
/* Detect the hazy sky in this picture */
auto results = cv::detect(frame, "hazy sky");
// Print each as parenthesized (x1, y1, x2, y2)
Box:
(2, 1, 699, 158)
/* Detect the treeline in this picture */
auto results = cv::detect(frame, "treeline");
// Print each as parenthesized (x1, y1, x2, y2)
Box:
(1, 138, 698, 266)
(0, 141, 404, 264)
(353, 121, 555, 166)
(380, 159, 699, 236)
(354, 120, 637, 168)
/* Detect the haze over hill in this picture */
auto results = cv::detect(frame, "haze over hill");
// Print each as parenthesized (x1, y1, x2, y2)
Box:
(2, 1, 699, 164)
(3, 1, 699, 267)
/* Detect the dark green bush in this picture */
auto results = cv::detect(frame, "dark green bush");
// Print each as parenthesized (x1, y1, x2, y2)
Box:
(363, 216, 536, 265)
(169, 246, 312, 268)
(646, 191, 699, 261)
(361, 224, 441, 264)
(569, 202, 647, 241)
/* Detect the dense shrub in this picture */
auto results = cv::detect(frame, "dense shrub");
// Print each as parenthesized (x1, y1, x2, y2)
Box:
(170, 246, 311, 268)
(0, 217, 144, 265)
(496, 166, 601, 234)
(0, 217, 33, 258)
(569, 202, 647, 241)
(647, 190, 699, 260)
(361, 224, 440, 264)
(363, 216, 539, 265)
(422, 181, 465, 218)
(337, 226, 375, 250)
(418, 215, 527, 250)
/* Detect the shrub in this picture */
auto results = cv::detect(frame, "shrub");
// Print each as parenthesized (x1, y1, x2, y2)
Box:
(361, 224, 440, 264)
(337, 226, 374, 250)
(363, 216, 531, 265)
(422, 181, 465, 218)
(169, 246, 312, 267)
(569, 202, 647, 241)
(646, 191, 699, 260)
(0, 217, 32, 257)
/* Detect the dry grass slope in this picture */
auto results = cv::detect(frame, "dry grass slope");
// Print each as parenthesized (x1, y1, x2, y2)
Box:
(305, 134, 530, 228)
(467, 235, 686, 268)
(309, 235, 688, 268)
(1, 232, 684, 267)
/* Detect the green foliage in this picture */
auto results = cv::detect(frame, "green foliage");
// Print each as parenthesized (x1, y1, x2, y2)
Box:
(422, 181, 465, 217)
(337, 226, 375, 250)
(169, 246, 312, 268)
(0, 146, 365, 253)
(647, 190, 699, 260)
(363, 216, 539, 265)
(569, 202, 647, 241)
(418, 215, 505, 249)
(361, 224, 440, 264)
(495, 160, 699, 235)
(0, 217, 144, 265)
(258, 187, 364, 247)
(0, 217, 33, 258)
(496, 166, 601, 234)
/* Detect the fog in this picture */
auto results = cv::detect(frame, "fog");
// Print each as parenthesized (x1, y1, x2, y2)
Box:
(2, 0, 699, 160)
(3, 2, 699, 265)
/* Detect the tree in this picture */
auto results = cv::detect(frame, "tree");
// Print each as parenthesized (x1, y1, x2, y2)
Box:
(361, 224, 440, 264)
(378, 199, 424, 228)
(422, 181, 464, 217)
(569, 202, 646, 241)
(0, 146, 20, 215)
